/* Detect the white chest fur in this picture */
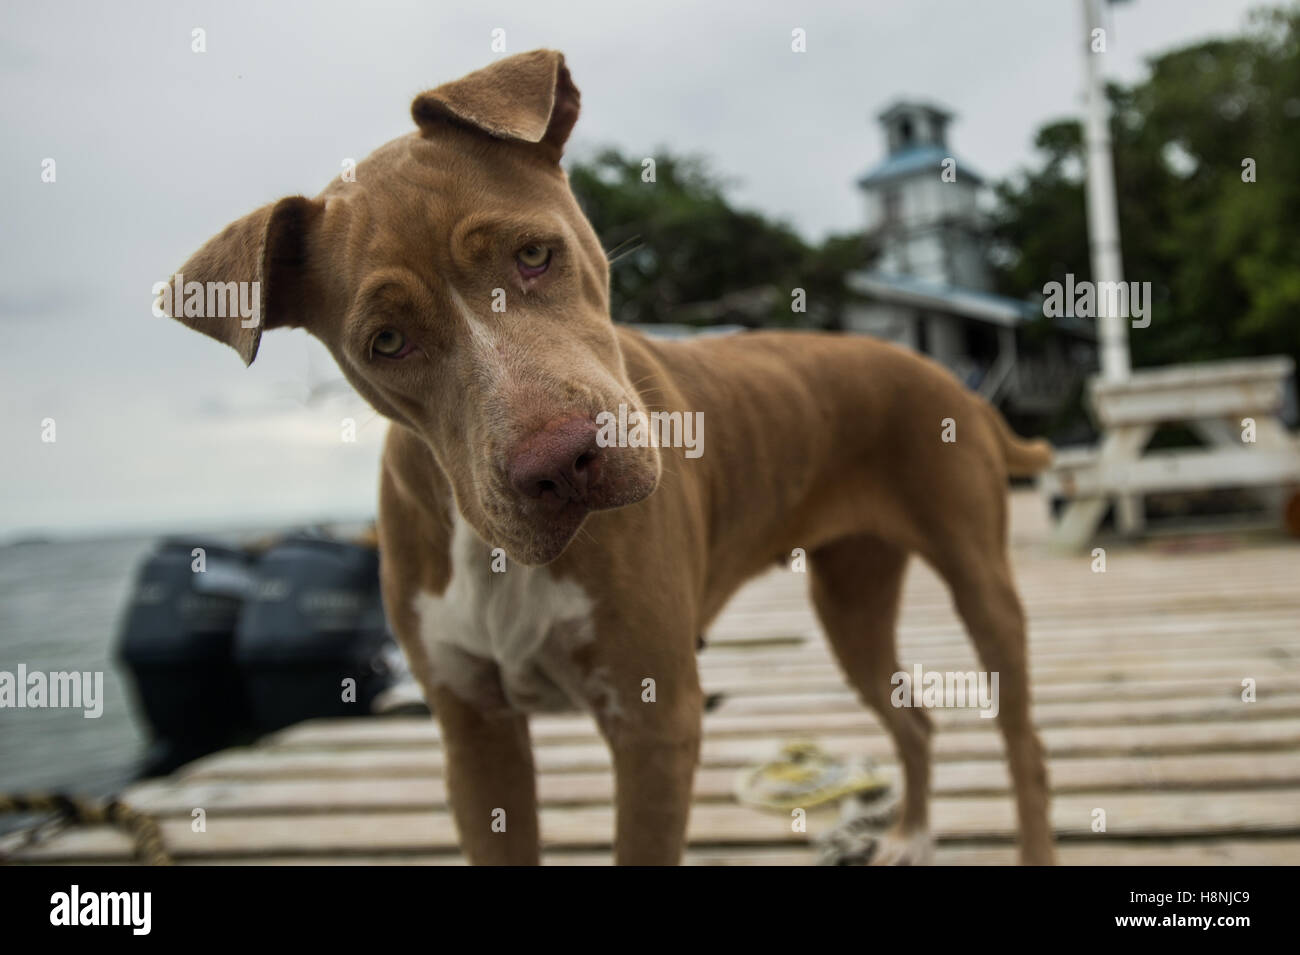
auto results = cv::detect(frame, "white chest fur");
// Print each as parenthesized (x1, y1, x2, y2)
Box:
(412, 514, 608, 715)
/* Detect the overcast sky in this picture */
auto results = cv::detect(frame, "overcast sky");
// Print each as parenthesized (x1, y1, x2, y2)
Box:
(0, 0, 1266, 539)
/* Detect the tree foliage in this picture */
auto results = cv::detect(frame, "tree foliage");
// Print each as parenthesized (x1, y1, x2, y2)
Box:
(568, 4, 1299, 380)
(567, 150, 869, 329)
(990, 4, 1300, 372)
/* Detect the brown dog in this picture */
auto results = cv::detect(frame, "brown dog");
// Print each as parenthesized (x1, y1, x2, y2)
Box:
(162, 50, 1055, 865)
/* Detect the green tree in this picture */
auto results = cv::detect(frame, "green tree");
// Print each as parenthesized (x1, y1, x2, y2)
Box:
(990, 4, 1300, 374)
(568, 149, 869, 329)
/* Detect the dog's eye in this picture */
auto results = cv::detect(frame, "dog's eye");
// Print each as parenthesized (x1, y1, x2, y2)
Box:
(516, 244, 551, 275)
(371, 329, 413, 359)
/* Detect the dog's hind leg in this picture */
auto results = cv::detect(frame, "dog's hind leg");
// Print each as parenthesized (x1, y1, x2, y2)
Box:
(936, 544, 1056, 865)
(809, 535, 934, 864)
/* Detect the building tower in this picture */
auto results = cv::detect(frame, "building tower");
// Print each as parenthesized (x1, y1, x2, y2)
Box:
(857, 101, 989, 291)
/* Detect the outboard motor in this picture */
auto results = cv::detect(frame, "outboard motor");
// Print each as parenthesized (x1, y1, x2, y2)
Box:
(235, 534, 398, 733)
(117, 539, 256, 777)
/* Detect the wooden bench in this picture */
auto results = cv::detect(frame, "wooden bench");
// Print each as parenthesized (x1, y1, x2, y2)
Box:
(1042, 357, 1300, 549)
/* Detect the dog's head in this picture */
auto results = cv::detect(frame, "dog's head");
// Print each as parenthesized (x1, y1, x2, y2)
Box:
(162, 50, 660, 564)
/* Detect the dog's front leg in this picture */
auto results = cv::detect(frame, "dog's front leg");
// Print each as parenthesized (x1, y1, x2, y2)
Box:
(587, 629, 703, 866)
(605, 703, 702, 865)
(431, 685, 540, 865)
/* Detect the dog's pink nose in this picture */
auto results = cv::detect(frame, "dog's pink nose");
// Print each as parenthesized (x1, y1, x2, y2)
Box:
(507, 417, 603, 506)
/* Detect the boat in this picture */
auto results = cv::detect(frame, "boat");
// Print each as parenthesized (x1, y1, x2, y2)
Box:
(116, 529, 405, 778)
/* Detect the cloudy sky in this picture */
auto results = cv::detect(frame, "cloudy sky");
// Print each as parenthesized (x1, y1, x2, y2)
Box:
(0, 0, 1264, 539)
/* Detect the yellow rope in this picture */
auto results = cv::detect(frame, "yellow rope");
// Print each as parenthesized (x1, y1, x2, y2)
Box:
(0, 792, 172, 866)
(734, 741, 894, 813)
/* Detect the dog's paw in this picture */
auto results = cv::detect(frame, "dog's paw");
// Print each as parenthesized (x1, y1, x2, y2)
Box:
(866, 828, 934, 866)
(816, 820, 932, 866)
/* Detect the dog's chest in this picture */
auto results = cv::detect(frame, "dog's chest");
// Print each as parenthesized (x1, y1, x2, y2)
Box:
(412, 516, 600, 714)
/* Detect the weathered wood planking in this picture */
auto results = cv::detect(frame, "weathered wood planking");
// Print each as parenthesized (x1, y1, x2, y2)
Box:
(15, 790, 1300, 862)
(168, 719, 1300, 782)
(11, 490, 1300, 865)
(118, 751, 1300, 816)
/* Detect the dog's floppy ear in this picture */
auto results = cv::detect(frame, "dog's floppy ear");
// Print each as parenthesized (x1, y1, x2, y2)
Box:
(411, 49, 580, 159)
(161, 195, 324, 366)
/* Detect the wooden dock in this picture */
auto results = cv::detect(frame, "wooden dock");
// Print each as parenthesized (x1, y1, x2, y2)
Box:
(12, 491, 1300, 865)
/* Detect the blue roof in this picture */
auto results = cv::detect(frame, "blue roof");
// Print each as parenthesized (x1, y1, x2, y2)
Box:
(847, 270, 1096, 338)
(857, 145, 984, 188)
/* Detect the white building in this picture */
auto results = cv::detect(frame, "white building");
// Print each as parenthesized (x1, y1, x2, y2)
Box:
(844, 100, 1096, 419)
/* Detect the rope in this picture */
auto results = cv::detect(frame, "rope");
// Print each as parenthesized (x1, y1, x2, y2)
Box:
(0, 792, 172, 866)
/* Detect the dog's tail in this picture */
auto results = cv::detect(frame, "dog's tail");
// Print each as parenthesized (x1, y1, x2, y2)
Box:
(979, 399, 1054, 477)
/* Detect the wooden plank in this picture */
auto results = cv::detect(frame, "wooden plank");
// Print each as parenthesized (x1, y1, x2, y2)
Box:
(716, 561, 1300, 596)
(19, 837, 1300, 867)
(15, 789, 1300, 862)
(1049, 424, 1153, 548)
(709, 592, 1300, 643)
(714, 614, 1300, 650)
(186, 839, 1300, 866)
(265, 693, 1300, 753)
(933, 838, 1300, 866)
(1053, 448, 1300, 498)
(177, 718, 1300, 781)
(1087, 356, 1294, 427)
(710, 675, 1300, 713)
(700, 638, 1300, 671)
(729, 602, 1300, 637)
(701, 659, 1290, 694)
(121, 751, 1300, 817)
(727, 562, 1300, 597)
(286, 674, 1300, 734)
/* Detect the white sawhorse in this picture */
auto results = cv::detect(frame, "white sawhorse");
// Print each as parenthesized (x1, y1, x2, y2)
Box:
(1042, 357, 1300, 550)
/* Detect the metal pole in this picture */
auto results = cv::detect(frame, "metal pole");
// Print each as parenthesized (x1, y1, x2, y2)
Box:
(1081, 0, 1131, 381)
